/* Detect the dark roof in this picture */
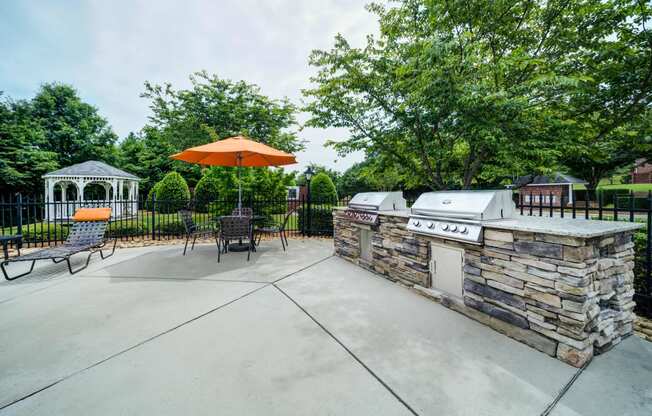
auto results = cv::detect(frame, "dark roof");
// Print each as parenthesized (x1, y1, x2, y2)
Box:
(43, 161, 140, 180)
(511, 172, 587, 188)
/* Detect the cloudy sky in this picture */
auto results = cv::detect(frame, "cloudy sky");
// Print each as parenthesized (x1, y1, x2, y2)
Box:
(0, 0, 378, 173)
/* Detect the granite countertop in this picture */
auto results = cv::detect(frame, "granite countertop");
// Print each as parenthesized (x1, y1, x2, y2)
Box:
(484, 215, 643, 238)
(333, 207, 643, 238)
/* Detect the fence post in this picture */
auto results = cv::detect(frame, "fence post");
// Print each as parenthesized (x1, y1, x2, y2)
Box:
(151, 194, 156, 240)
(15, 193, 23, 239)
(306, 184, 312, 237)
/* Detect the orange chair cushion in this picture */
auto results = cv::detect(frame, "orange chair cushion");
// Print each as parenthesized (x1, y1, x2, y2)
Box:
(72, 208, 112, 222)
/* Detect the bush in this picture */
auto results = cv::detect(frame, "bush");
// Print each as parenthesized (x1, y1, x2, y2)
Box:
(106, 223, 145, 238)
(310, 172, 338, 203)
(147, 182, 161, 202)
(154, 172, 191, 213)
(194, 170, 222, 212)
(158, 221, 186, 236)
(297, 205, 334, 236)
(20, 223, 69, 243)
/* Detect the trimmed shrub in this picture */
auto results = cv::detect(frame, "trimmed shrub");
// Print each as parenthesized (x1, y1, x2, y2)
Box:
(158, 221, 186, 236)
(194, 170, 222, 212)
(106, 223, 145, 238)
(20, 223, 69, 243)
(310, 172, 338, 203)
(147, 182, 161, 202)
(154, 172, 191, 213)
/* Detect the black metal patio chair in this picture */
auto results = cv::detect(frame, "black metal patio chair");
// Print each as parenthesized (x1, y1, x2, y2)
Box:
(231, 207, 253, 217)
(1, 220, 116, 281)
(255, 207, 296, 251)
(179, 209, 219, 255)
(217, 216, 254, 262)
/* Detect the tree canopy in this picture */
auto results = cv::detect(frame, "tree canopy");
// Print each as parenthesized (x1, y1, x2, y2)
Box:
(0, 84, 117, 195)
(305, 0, 652, 190)
(118, 71, 303, 192)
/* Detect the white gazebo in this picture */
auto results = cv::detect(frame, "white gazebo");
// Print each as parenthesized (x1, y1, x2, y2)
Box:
(43, 160, 140, 220)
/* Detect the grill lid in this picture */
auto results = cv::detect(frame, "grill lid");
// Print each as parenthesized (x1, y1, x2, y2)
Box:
(411, 190, 514, 220)
(348, 191, 407, 212)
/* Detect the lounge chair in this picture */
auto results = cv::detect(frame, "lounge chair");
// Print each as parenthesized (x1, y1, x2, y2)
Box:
(179, 209, 219, 255)
(1, 208, 116, 281)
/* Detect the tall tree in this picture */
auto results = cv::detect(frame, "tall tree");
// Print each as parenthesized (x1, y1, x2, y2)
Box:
(31, 83, 119, 167)
(305, 0, 652, 190)
(0, 94, 58, 195)
(134, 71, 304, 191)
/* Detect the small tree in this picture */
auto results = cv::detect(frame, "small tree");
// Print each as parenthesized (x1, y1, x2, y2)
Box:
(310, 172, 338, 203)
(194, 169, 222, 212)
(155, 172, 190, 213)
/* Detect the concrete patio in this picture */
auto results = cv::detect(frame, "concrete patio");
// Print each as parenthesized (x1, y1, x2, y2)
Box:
(0, 239, 650, 415)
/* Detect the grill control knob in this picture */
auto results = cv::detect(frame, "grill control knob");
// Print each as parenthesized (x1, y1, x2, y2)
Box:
(413, 220, 421, 227)
(450, 225, 458, 232)
(427, 221, 435, 229)
(459, 226, 468, 234)
(441, 224, 449, 231)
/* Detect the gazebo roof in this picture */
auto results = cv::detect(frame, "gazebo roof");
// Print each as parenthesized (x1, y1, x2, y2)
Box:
(43, 160, 140, 180)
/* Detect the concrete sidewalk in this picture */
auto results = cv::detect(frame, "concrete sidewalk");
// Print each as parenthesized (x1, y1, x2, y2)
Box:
(0, 240, 650, 415)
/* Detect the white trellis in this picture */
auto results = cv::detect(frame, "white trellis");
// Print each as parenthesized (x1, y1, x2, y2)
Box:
(42, 161, 140, 221)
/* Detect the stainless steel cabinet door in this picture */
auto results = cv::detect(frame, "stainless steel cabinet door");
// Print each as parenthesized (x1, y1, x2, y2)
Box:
(430, 243, 464, 297)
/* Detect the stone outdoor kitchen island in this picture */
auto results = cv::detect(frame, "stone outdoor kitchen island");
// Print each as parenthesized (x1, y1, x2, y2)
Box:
(333, 207, 643, 367)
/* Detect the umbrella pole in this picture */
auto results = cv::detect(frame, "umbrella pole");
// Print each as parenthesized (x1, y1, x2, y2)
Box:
(238, 153, 242, 213)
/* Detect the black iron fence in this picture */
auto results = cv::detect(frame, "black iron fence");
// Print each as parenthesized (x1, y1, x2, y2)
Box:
(2, 190, 651, 315)
(0, 194, 351, 248)
(516, 190, 652, 317)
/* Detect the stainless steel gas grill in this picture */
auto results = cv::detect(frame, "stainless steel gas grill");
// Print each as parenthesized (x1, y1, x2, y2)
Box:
(344, 192, 407, 225)
(407, 190, 515, 244)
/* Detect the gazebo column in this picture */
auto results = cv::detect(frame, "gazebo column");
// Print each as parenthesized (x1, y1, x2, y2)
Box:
(76, 179, 85, 202)
(60, 182, 67, 203)
(103, 183, 111, 201)
(45, 179, 55, 220)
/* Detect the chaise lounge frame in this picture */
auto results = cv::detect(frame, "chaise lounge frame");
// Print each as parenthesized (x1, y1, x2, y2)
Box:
(1, 221, 116, 281)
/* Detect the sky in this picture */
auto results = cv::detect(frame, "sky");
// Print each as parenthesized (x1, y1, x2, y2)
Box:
(0, 0, 378, 173)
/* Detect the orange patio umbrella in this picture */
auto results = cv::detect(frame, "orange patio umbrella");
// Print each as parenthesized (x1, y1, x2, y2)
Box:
(171, 135, 297, 210)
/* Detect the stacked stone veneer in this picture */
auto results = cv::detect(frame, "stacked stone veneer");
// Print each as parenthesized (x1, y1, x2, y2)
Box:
(333, 209, 637, 367)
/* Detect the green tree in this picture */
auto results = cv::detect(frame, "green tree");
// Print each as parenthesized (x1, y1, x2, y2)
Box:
(133, 72, 304, 194)
(31, 83, 119, 167)
(0, 94, 58, 195)
(141, 71, 303, 153)
(154, 172, 191, 213)
(310, 172, 338, 203)
(562, 111, 652, 190)
(305, 0, 652, 190)
(296, 163, 341, 187)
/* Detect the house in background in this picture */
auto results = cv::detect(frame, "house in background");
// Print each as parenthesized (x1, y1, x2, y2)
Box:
(507, 172, 587, 207)
(631, 158, 652, 184)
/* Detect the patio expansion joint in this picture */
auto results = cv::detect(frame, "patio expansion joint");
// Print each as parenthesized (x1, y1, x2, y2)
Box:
(271, 281, 421, 416)
(538, 360, 590, 416)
